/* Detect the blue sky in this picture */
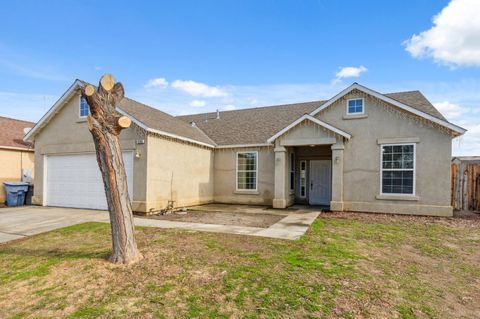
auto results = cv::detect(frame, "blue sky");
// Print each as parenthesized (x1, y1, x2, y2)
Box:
(0, 0, 479, 155)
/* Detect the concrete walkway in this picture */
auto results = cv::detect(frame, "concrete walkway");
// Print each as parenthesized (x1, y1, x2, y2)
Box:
(0, 206, 109, 243)
(0, 206, 320, 244)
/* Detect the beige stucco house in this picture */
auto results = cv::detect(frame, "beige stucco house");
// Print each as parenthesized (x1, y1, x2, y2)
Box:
(25, 80, 466, 216)
(0, 116, 35, 204)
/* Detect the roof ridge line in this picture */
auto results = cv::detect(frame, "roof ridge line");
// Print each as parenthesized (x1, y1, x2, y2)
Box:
(384, 90, 421, 95)
(191, 125, 217, 146)
(177, 99, 327, 118)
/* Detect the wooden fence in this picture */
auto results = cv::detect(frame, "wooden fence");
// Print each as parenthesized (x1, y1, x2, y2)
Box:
(451, 161, 480, 211)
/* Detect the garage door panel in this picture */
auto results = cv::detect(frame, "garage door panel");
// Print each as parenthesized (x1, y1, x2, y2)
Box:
(46, 152, 133, 210)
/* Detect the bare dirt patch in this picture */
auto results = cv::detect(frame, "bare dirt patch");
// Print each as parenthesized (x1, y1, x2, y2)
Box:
(321, 210, 480, 227)
(1, 212, 479, 318)
(139, 210, 284, 228)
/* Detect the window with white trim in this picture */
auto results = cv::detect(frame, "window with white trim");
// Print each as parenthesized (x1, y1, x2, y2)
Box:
(237, 152, 257, 190)
(80, 96, 89, 118)
(290, 152, 295, 191)
(299, 160, 306, 198)
(381, 144, 415, 195)
(347, 98, 364, 115)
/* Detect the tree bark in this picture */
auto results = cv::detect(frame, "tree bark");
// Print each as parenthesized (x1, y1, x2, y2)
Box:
(82, 74, 142, 265)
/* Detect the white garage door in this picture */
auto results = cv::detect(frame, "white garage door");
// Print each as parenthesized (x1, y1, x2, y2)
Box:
(45, 152, 134, 210)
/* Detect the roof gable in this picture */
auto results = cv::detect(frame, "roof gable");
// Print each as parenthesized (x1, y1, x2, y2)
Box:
(25, 80, 466, 149)
(310, 83, 465, 136)
(384, 91, 446, 121)
(177, 100, 326, 146)
(25, 80, 216, 148)
(267, 114, 351, 143)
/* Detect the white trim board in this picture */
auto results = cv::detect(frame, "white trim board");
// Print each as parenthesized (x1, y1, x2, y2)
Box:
(23, 80, 216, 149)
(267, 114, 351, 143)
(216, 143, 272, 149)
(0, 146, 34, 152)
(24, 80, 82, 143)
(346, 97, 365, 115)
(116, 108, 216, 149)
(235, 150, 259, 192)
(379, 143, 417, 197)
(310, 83, 466, 136)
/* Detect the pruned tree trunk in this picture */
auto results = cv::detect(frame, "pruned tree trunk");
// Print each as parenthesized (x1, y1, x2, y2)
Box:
(82, 74, 142, 265)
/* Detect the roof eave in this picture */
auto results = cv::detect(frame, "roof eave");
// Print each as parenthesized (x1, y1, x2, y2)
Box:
(24, 79, 83, 143)
(310, 83, 467, 136)
(116, 108, 216, 148)
(24, 80, 216, 148)
(0, 145, 34, 152)
(267, 114, 351, 144)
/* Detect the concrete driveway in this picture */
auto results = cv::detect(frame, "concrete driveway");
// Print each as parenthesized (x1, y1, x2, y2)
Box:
(0, 205, 320, 244)
(0, 206, 109, 243)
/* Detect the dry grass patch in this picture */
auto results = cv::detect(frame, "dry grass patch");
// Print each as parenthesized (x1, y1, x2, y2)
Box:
(0, 212, 479, 318)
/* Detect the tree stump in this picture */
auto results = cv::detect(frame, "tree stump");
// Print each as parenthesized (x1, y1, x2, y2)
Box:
(82, 74, 142, 265)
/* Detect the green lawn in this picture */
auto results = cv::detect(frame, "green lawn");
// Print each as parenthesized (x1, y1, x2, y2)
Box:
(0, 213, 479, 318)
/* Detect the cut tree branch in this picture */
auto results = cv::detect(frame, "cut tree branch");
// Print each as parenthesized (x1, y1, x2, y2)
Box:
(82, 74, 142, 265)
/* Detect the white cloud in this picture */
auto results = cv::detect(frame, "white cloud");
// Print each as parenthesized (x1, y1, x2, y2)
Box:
(189, 99, 206, 107)
(433, 101, 468, 120)
(404, 0, 480, 67)
(171, 80, 227, 97)
(144, 78, 169, 89)
(222, 104, 236, 111)
(335, 66, 367, 80)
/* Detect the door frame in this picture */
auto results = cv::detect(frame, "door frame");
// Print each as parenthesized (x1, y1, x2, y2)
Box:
(308, 159, 332, 205)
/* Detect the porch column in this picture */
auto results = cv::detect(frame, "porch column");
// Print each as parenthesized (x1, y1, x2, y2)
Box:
(273, 146, 288, 208)
(330, 141, 344, 211)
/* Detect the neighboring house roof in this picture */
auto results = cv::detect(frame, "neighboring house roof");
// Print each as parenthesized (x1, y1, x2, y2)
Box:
(0, 116, 35, 151)
(178, 84, 465, 146)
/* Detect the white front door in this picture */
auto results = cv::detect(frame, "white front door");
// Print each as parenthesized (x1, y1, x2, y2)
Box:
(45, 152, 134, 210)
(309, 160, 332, 205)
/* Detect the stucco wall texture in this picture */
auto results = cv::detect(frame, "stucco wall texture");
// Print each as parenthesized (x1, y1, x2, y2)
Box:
(31, 89, 454, 216)
(31, 91, 147, 211)
(317, 94, 452, 216)
(0, 149, 34, 203)
(146, 135, 214, 210)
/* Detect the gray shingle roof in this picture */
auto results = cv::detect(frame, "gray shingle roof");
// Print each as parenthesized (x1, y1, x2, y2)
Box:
(177, 101, 325, 145)
(384, 91, 446, 121)
(118, 97, 216, 146)
(78, 80, 449, 146)
(177, 91, 448, 146)
(77, 80, 216, 146)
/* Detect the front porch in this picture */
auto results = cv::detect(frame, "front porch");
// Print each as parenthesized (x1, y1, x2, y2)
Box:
(269, 115, 349, 210)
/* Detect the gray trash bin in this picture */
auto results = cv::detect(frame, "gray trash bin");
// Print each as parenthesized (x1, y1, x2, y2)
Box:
(25, 184, 34, 205)
(3, 182, 29, 206)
